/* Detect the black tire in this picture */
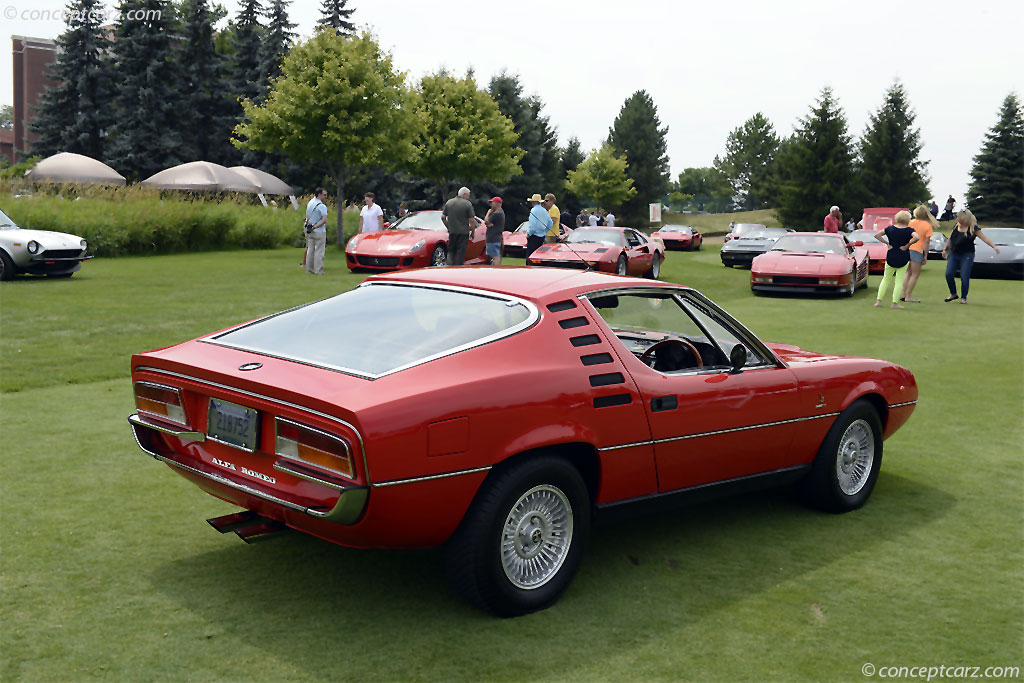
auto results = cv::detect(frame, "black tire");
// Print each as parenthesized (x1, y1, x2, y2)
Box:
(430, 244, 447, 267)
(616, 254, 628, 276)
(645, 254, 661, 279)
(798, 399, 883, 513)
(444, 456, 591, 617)
(0, 250, 15, 281)
(843, 278, 856, 297)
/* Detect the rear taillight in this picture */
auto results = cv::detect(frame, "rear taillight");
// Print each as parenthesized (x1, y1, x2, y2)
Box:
(275, 418, 355, 480)
(134, 382, 187, 426)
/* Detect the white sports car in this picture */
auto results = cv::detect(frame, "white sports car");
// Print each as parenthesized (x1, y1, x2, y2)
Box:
(0, 207, 92, 280)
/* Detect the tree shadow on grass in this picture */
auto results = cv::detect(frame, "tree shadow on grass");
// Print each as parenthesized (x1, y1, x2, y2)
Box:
(149, 470, 951, 679)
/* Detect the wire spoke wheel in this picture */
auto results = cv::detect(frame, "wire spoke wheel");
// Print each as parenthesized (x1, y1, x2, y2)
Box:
(835, 419, 874, 495)
(500, 485, 574, 590)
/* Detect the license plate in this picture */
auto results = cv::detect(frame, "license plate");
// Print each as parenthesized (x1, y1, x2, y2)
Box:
(207, 399, 259, 451)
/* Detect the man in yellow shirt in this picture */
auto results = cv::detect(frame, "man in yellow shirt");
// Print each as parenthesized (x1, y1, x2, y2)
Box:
(544, 193, 561, 242)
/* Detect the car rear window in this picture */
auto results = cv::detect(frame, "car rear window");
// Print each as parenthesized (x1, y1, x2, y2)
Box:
(206, 283, 537, 378)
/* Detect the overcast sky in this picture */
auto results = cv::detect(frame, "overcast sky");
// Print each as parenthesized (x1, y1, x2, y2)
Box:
(4, 0, 1021, 208)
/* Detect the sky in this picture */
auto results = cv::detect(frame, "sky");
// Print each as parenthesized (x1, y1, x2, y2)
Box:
(4, 0, 1022, 209)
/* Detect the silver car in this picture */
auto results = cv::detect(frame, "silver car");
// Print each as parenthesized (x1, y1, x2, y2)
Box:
(0, 207, 92, 280)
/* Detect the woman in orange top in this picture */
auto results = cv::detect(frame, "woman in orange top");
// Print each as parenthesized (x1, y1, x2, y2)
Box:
(901, 205, 939, 303)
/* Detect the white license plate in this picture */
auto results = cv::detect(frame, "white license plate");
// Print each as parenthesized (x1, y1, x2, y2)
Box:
(207, 399, 259, 451)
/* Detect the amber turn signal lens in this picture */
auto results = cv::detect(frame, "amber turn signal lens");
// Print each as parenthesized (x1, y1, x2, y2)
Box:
(275, 418, 354, 480)
(134, 382, 187, 426)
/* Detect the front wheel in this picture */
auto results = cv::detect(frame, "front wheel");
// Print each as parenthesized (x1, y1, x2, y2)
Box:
(444, 456, 591, 617)
(430, 244, 447, 267)
(798, 399, 883, 513)
(645, 254, 662, 279)
(616, 254, 628, 276)
(0, 250, 15, 281)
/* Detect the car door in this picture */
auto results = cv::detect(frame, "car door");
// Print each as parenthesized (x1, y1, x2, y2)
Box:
(624, 230, 654, 275)
(465, 218, 488, 261)
(583, 288, 805, 492)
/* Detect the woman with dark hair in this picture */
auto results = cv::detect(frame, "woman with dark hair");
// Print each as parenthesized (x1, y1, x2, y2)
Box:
(943, 210, 1000, 303)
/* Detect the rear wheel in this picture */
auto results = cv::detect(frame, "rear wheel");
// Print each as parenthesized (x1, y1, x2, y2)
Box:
(0, 250, 15, 280)
(645, 254, 662, 279)
(616, 254, 628, 276)
(444, 456, 590, 617)
(798, 399, 883, 513)
(430, 244, 447, 267)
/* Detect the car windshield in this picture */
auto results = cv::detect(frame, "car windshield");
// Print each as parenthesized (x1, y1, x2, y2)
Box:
(659, 225, 691, 234)
(389, 212, 444, 231)
(732, 223, 764, 235)
(0, 209, 17, 229)
(739, 228, 787, 240)
(567, 229, 622, 246)
(771, 234, 846, 255)
(514, 222, 528, 234)
(982, 228, 1024, 246)
(206, 283, 536, 378)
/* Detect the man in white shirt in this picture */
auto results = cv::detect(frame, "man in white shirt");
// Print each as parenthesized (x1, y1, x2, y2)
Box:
(588, 212, 599, 226)
(605, 212, 615, 227)
(359, 192, 384, 233)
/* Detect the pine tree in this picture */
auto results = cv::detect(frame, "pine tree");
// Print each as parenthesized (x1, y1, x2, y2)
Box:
(229, 0, 266, 108)
(967, 93, 1024, 224)
(261, 0, 296, 87)
(318, 0, 355, 34)
(31, 0, 114, 159)
(713, 113, 780, 211)
(608, 90, 670, 224)
(179, 0, 235, 164)
(856, 82, 930, 208)
(558, 137, 586, 214)
(106, 0, 185, 180)
(777, 87, 857, 228)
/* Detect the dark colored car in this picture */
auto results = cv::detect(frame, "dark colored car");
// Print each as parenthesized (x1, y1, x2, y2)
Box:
(968, 228, 1024, 279)
(720, 227, 793, 267)
(723, 223, 766, 243)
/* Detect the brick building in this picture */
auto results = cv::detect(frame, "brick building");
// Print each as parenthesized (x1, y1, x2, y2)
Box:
(11, 35, 58, 162)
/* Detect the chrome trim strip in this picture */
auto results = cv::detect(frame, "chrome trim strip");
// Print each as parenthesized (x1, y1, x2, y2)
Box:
(133, 367, 372, 483)
(599, 412, 841, 452)
(372, 465, 492, 488)
(888, 401, 917, 408)
(272, 460, 347, 491)
(199, 282, 541, 381)
(129, 414, 367, 524)
(128, 413, 205, 443)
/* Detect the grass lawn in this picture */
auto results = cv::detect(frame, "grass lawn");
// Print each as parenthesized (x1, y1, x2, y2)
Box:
(1, 243, 1022, 681)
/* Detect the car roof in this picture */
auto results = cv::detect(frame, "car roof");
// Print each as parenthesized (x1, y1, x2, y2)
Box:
(366, 266, 683, 300)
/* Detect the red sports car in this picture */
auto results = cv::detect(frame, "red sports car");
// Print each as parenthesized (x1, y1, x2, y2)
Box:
(848, 229, 889, 274)
(527, 226, 666, 278)
(859, 207, 904, 232)
(651, 224, 702, 250)
(128, 268, 916, 616)
(345, 210, 488, 271)
(751, 232, 869, 296)
(503, 221, 573, 258)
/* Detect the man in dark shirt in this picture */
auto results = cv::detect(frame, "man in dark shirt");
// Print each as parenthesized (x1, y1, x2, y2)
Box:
(441, 186, 476, 265)
(484, 196, 505, 265)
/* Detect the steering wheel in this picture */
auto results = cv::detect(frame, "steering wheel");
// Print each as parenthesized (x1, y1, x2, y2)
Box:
(639, 338, 703, 371)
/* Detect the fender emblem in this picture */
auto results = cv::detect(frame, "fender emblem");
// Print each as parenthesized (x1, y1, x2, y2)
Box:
(239, 362, 262, 371)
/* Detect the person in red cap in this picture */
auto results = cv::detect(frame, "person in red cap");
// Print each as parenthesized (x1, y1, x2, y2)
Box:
(484, 196, 506, 265)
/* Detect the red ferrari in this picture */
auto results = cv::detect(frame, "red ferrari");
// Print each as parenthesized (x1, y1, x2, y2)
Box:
(751, 232, 869, 296)
(345, 210, 488, 271)
(848, 229, 889, 274)
(128, 268, 916, 616)
(859, 207, 904, 232)
(503, 221, 573, 258)
(650, 224, 702, 250)
(526, 226, 666, 278)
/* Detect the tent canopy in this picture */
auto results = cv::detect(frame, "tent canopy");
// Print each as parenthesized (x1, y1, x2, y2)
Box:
(27, 152, 126, 186)
(141, 161, 260, 193)
(228, 166, 294, 196)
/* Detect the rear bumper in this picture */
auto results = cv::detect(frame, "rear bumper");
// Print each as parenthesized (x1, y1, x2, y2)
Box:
(751, 283, 846, 295)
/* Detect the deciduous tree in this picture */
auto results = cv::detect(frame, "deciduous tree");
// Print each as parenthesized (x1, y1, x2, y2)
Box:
(565, 144, 636, 209)
(967, 93, 1023, 224)
(234, 29, 418, 243)
(674, 167, 731, 212)
(776, 87, 857, 228)
(713, 113, 779, 210)
(856, 82, 930, 208)
(608, 90, 670, 223)
(408, 72, 523, 206)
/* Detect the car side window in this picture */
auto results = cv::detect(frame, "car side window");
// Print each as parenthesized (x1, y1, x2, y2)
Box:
(677, 294, 768, 368)
(625, 231, 641, 247)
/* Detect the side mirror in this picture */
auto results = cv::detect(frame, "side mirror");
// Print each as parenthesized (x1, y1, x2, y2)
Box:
(729, 344, 747, 374)
(852, 240, 864, 247)
(382, 222, 391, 229)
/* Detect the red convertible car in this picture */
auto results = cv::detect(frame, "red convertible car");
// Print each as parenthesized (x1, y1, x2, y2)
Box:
(345, 210, 488, 271)
(751, 233, 869, 296)
(503, 221, 573, 258)
(128, 268, 916, 616)
(527, 226, 666, 278)
(650, 224, 702, 250)
(848, 229, 889, 274)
